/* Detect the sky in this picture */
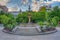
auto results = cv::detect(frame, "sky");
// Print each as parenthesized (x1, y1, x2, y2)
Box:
(6, 0, 40, 11)
(0, 0, 32, 11)
(6, 0, 34, 11)
(0, 0, 60, 11)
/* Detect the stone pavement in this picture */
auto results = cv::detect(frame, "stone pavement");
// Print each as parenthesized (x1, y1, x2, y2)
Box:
(0, 27, 60, 40)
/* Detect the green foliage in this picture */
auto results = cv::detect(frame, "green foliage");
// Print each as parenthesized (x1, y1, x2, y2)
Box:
(0, 13, 16, 31)
(44, 21, 50, 26)
(16, 11, 46, 23)
(39, 6, 46, 12)
(38, 21, 44, 27)
(4, 19, 16, 31)
(31, 12, 46, 23)
(0, 15, 10, 24)
(0, 6, 60, 31)
(16, 12, 28, 23)
(45, 12, 50, 21)
(51, 16, 59, 27)
(37, 21, 44, 31)
(50, 6, 60, 20)
(6, 13, 14, 19)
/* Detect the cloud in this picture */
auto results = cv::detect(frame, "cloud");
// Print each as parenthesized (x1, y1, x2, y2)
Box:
(0, 0, 10, 5)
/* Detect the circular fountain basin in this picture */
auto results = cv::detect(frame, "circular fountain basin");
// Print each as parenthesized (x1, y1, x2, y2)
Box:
(3, 23, 57, 36)
(12, 23, 41, 35)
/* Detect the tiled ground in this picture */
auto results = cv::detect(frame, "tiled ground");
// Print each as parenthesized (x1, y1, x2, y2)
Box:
(0, 26, 60, 40)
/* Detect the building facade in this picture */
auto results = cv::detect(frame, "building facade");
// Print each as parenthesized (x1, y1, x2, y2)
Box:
(0, 5, 8, 12)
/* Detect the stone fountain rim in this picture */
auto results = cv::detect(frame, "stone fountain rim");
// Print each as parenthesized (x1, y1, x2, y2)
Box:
(2, 29, 57, 36)
(2, 27, 57, 36)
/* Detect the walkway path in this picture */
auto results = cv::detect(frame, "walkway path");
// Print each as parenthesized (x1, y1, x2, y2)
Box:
(0, 27, 60, 40)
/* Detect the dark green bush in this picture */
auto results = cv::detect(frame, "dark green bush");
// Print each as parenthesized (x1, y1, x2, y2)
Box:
(16, 11, 46, 23)
(38, 21, 44, 27)
(4, 19, 16, 31)
(0, 15, 10, 24)
(6, 13, 14, 19)
(0, 14, 16, 31)
(16, 12, 28, 24)
(31, 12, 46, 23)
(50, 6, 60, 20)
(45, 12, 50, 21)
(51, 16, 59, 27)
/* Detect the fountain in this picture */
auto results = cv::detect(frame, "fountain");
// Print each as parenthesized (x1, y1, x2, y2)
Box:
(28, 13, 31, 23)
(10, 4, 42, 35)
(3, 1, 57, 35)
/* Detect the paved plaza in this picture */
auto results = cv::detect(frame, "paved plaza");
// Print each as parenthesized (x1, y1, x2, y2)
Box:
(0, 26, 60, 40)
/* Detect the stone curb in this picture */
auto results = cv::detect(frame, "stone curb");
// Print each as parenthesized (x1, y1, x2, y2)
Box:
(2, 29, 57, 36)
